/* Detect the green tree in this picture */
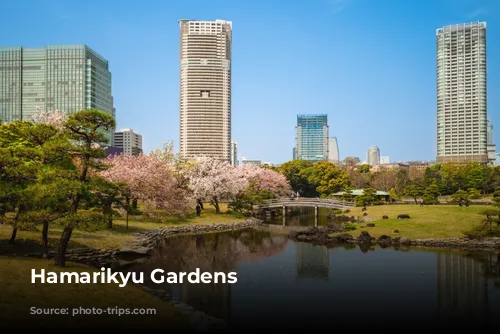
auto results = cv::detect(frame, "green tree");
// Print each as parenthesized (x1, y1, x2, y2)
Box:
(452, 189, 470, 203)
(0, 121, 71, 244)
(403, 184, 424, 204)
(358, 164, 371, 173)
(388, 188, 399, 202)
(54, 109, 115, 266)
(468, 188, 481, 199)
(302, 161, 350, 198)
(355, 187, 377, 207)
(463, 162, 490, 194)
(422, 183, 440, 204)
(277, 160, 316, 196)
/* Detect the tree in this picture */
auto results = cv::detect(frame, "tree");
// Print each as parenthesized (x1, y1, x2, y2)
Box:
(302, 161, 350, 198)
(188, 157, 248, 213)
(422, 183, 440, 204)
(403, 184, 424, 204)
(277, 160, 316, 196)
(101, 152, 194, 217)
(355, 188, 377, 207)
(358, 164, 371, 173)
(388, 188, 398, 202)
(54, 109, 115, 266)
(241, 164, 291, 197)
(452, 189, 470, 203)
(0, 120, 71, 244)
(468, 188, 481, 199)
(371, 169, 398, 191)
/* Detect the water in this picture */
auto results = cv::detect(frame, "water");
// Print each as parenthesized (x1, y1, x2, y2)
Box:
(127, 225, 500, 331)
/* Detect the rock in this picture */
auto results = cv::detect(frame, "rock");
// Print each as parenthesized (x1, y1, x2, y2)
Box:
(358, 231, 373, 244)
(366, 223, 375, 227)
(377, 235, 392, 246)
(397, 214, 410, 219)
(382, 215, 389, 219)
(399, 237, 411, 245)
(393, 229, 399, 233)
(331, 233, 355, 243)
(326, 223, 344, 233)
(118, 247, 150, 256)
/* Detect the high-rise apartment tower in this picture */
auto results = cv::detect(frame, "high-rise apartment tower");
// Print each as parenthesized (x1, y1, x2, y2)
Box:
(179, 19, 232, 161)
(436, 22, 487, 163)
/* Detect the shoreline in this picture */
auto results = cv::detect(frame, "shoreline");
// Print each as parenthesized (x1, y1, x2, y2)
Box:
(1, 217, 262, 332)
(287, 226, 500, 252)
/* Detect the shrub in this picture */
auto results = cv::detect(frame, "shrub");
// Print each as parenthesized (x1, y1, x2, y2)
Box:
(343, 223, 357, 231)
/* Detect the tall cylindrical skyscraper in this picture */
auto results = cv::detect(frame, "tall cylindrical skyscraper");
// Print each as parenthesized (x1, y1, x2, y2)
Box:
(367, 146, 380, 166)
(179, 20, 232, 161)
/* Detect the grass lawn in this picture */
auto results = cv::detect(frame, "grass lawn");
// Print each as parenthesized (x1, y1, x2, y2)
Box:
(0, 256, 188, 329)
(333, 204, 489, 239)
(0, 203, 245, 253)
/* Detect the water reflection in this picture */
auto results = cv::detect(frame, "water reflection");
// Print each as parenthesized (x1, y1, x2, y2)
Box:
(296, 243, 329, 280)
(127, 229, 500, 330)
(129, 229, 289, 320)
(267, 206, 350, 227)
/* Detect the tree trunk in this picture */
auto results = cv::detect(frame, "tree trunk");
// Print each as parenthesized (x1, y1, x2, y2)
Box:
(55, 227, 73, 267)
(126, 211, 129, 229)
(42, 221, 49, 256)
(9, 204, 23, 244)
(132, 199, 138, 210)
(9, 227, 17, 244)
(213, 197, 220, 214)
(104, 202, 113, 229)
(413, 197, 418, 205)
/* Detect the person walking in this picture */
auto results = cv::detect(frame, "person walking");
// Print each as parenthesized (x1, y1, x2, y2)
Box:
(196, 204, 201, 217)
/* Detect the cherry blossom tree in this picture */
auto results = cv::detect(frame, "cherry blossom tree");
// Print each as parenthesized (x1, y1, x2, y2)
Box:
(240, 164, 292, 197)
(100, 153, 194, 217)
(188, 157, 249, 213)
(30, 106, 67, 128)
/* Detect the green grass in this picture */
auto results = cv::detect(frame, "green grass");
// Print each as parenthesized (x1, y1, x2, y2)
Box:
(0, 256, 188, 329)
(333, 204, 488, 239)
(0, 203, 245, 252)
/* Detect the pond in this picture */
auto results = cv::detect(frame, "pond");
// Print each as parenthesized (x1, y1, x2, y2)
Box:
(127, 225, 500, 331)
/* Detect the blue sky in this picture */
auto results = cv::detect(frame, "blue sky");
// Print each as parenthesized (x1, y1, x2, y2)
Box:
(1, 0, 499, 164)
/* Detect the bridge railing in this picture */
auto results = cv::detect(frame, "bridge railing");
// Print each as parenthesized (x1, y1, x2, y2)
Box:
(259, 197, 355, 207)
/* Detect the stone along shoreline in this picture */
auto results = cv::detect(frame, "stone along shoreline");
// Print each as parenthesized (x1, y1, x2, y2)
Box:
(288, 226, 500, 251)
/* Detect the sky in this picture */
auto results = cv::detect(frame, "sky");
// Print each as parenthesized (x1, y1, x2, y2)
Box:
(1, 0, 499, 164)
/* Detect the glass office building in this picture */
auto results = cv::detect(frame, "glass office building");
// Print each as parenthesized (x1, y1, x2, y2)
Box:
(295, 114, 329, 161)
(0, 45, 114, 143)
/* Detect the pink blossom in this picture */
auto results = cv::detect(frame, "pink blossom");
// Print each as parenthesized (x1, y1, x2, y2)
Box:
(188, 157, 249, 203)
(239, 164, 292, 196)
(30, 106, 67, 128)
(100, 153, 195, 216)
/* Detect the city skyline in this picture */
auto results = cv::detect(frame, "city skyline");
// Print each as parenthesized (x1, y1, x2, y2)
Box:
(1, 0, 499, 164)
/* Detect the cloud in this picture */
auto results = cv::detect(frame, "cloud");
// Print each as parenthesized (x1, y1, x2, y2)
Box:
(325, 0, 351, 14)
(467, 8, 488, 19)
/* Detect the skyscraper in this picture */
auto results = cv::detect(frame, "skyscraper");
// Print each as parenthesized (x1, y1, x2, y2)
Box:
(230, 140, 238, 166)
(436, 22, 488, 163)
(327, 137, 339, 162)
(0, 44, 114, 143)
(487, 120, 496, 165)
(179, 19, 232, 161)
(367, 146, 380, 165)
(295, 114, 328, 161)
(113, 128, 143, 156)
